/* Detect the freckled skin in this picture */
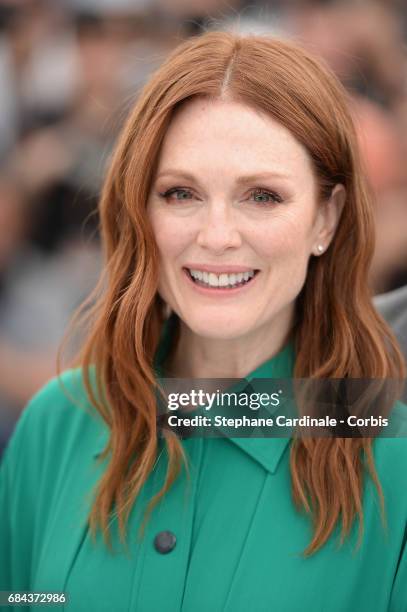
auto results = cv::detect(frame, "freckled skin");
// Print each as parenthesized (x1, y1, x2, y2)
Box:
(146, 97, 344, 377)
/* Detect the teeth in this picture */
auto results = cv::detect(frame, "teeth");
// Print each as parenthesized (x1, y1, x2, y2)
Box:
(208, 273, 219, 287)
(218, 274, 229, 287)
(188, 268, 256, 288)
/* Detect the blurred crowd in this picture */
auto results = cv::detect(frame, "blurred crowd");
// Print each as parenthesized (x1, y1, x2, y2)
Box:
(0, 0, 407, 452)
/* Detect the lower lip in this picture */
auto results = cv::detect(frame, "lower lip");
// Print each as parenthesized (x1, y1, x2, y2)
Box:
(182, 268, 260, 296)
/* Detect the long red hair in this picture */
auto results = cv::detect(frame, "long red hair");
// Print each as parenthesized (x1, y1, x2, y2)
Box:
(59, 31, 406, 556)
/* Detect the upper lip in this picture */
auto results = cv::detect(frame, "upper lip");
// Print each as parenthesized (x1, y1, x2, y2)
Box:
(184, 264, 259, 273)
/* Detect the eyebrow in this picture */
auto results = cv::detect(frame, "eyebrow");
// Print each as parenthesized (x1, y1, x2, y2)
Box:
(155, 169, 292, 184)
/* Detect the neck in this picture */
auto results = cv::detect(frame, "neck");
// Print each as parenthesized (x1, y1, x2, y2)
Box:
(165, 309, 294, 379)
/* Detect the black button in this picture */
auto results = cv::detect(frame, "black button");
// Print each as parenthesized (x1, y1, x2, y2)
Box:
(154, 531, 177, 554)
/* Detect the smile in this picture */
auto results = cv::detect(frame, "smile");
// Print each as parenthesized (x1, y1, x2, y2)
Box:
(184, 267, 260, 290)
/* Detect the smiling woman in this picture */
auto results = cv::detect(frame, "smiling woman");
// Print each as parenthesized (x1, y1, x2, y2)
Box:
(146, 97, 345, 372)
(1, 31, 407, 612)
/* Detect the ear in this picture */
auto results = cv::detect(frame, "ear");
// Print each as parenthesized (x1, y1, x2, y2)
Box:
(312, 184, 346, 255)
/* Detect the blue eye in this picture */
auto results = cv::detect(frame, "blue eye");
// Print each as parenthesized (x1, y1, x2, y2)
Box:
(159, 187, 193, 201)
(249, 188, 283, 204)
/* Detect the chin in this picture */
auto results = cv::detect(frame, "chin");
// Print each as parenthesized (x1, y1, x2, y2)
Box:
(181, 311, 253, 341)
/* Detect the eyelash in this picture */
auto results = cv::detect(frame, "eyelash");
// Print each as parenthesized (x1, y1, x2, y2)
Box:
(158, 186, 283, 205)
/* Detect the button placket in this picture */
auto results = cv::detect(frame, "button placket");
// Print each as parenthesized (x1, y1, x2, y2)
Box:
(132, 437, 204, 611)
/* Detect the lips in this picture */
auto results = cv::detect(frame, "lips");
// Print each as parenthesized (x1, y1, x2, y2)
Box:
(183, 263, 259, 274)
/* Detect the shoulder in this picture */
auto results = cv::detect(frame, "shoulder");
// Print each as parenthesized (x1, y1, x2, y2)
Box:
(0, 367, 107, 591)
(1, 366, 108, 526)
(3, 366, 107, 473)
(22, 366, 99, 424)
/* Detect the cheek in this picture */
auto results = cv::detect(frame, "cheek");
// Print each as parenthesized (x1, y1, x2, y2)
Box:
(148, 211, 194, 301)
(149, 211, 192, 258)
(252, 216, 313, 307)
(253, 215, 313, 262)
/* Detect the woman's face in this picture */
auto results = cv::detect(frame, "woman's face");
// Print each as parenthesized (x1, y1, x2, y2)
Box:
(147, 97, 343, 341)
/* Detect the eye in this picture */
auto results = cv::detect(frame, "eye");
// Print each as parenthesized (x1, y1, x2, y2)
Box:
(158, 186, 284, 205)
(158, 187, 195, 202)
(249, 188, 283, 205)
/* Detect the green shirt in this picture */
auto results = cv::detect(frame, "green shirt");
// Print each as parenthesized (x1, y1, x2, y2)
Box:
(1, 314, 407, 611)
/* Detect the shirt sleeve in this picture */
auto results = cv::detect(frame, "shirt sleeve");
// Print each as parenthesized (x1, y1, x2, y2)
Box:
(0, 373, 75, 593)
(0, 407, 34, 593)
(0, 438, 12, 591)
(0, 368, 102, 597)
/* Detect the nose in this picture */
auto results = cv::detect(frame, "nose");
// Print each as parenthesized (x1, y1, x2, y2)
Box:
(196, 200, 242, 253)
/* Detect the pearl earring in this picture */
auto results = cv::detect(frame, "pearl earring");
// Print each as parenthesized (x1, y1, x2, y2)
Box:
(317, 245, 324, 253)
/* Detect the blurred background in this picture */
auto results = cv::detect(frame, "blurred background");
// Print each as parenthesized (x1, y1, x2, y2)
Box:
(0, 0, 406, 453)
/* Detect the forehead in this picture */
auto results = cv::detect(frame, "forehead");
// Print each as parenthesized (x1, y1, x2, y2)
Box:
(156, 97, 315, 183)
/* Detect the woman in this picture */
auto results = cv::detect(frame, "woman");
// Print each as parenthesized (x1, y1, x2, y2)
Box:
(1, 32, 406, 611)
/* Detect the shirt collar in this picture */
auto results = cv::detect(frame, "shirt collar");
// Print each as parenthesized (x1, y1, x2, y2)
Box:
(94, 313, 295, 473)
